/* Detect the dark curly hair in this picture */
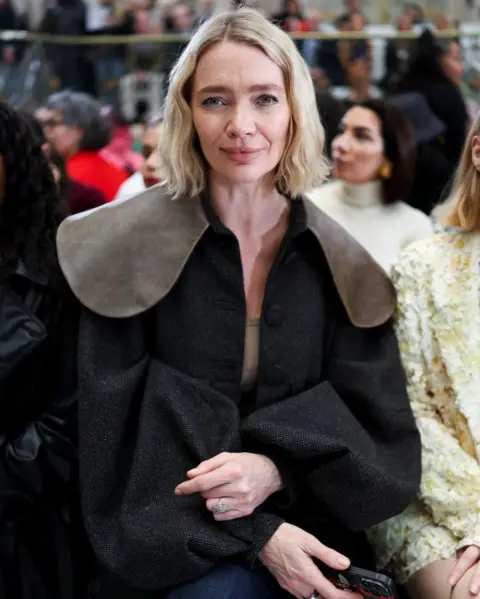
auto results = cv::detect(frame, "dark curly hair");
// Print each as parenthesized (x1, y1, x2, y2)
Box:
(0, 102, 65, 284)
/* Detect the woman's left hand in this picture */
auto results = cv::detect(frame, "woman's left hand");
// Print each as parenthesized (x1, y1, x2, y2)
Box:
(175, 452, 283, 520)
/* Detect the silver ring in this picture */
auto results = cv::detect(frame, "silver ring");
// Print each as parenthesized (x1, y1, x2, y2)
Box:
(212, 499, 230, 514)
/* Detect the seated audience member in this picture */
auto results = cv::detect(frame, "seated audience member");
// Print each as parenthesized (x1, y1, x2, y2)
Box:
(332, 57, 383, 102)
(319, 14, 351, 86)
(114, 112, 164, 202)
(369, 113, 480, 599)
(40, 90, 129, 201)
(336, 11, 371, 81)
(398, 30, 468, 174)
(309, 100, 434, 274)
(55, 9, 421, 599)
(0, 101, 80, 599)
(99, 105, 143, 176)
(391, 92, 452, 215)
(382, 13, 415, 93)
(21, 109, 106, 214)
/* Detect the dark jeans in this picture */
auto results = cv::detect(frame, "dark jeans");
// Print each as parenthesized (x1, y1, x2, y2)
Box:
(164, 562, 286, 599)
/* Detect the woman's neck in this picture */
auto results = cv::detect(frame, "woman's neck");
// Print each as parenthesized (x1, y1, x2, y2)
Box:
(340, 179, 384, 208)
(209, 173, 288, 238)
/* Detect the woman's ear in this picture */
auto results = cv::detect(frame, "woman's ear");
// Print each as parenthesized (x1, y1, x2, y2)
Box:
(472, 135, 480, 171)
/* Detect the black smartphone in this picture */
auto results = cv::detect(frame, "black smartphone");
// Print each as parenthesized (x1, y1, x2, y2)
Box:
(314, 562, 399, 599)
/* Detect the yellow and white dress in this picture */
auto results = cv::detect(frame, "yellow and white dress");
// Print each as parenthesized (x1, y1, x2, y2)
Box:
(368, 231, 480, 584)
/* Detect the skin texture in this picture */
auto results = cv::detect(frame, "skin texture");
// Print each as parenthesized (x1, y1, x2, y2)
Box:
(141, 123, 163, 187)
(331, 106, 388, 185)
(175, 39, 359, 599)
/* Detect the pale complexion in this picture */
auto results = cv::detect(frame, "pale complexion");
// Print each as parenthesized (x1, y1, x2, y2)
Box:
(141, 123, 163, 188)
(41, 109, 83, 158)
(331, 106, 390, 184)
(174, 40, 357, 599)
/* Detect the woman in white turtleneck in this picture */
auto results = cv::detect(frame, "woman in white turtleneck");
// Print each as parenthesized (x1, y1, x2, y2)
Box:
(309, 99, 434, 274)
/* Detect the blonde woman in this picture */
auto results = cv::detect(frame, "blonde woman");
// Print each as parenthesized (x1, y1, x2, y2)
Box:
(56, 8, 420, 599)
(369, 116, 480, 599)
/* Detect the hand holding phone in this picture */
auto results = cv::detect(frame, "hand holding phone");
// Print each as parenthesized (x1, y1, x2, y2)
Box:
(314, 562, 399, 599)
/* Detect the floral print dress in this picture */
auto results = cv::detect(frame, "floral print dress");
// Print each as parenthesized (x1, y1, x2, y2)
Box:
(368, 232, 480, 584)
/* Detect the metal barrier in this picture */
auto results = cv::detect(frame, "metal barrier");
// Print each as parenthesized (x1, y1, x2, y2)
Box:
(1, 26, 479, 115)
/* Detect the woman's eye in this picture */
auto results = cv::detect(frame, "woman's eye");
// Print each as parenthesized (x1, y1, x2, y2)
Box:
(201, 97, 225, 107)
(256, 94, 279, 106)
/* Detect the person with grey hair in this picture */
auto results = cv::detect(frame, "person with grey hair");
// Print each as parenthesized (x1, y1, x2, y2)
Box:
(39, 90, 128, 202)
(113, 112, 165, 202)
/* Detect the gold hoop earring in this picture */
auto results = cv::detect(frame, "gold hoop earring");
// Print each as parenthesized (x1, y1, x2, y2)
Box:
(380, 163, 392, 179)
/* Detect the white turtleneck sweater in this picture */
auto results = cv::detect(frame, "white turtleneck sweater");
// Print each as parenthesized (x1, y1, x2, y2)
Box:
(308, 180, 435, 274)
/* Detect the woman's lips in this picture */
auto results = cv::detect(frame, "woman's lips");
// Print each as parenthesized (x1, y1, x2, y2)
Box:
(221, 149, 263, 164)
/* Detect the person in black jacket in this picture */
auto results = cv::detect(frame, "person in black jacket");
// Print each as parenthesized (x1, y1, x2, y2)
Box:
(39, 0, 89, 93)
(0, 102, 79, 599)
(398, 30, 468, 177)
(57, 9, 420, 599)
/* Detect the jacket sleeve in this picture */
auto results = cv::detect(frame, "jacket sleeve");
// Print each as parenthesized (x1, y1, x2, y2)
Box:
(78, 308, 282, 591)
(392, 248, 480, 551)
(242, 299, 421, 532)
(0, 299, 78, 514)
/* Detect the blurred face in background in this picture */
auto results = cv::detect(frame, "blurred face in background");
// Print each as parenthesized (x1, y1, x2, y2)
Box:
(141, 123, 163, 188)
(350, 12, 365, 31)
(345, 0, 360, 12)
(40, 109, 83, 157)
(397, 13, 412, 31)
(347, 58, 370, 89)
(135, 9, 151, 34)
(171, 3, 194, 32)
(441, 41, 464, 86)
(331, 106, 386, 184)
(434, 13, 449, 30)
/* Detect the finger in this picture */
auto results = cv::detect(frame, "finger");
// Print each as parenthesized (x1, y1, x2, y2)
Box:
(175, 466, 234, 495)
(187, 453, 231, 477)
(297, 556, 342, 599)
(469, 561, 480, 595)
(450, 547, 480, 586)
(213, 509, 248, 521)
(305, 536, 350, 571)
(201, 483, 237, 500)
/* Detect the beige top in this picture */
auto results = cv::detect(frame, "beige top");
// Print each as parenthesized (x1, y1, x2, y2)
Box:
(240, 318, 260, 392)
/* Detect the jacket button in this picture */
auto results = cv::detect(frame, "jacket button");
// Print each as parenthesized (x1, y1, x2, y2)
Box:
(264, 305, 283, 326)
(88, 580, 101, 598)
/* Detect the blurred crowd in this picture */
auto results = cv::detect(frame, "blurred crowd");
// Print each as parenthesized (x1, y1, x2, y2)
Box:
(0, 0, 467, 109)
(1, 4, 480, 599)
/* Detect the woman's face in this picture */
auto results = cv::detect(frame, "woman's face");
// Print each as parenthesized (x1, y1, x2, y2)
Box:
(141, 123, 163, 188)
(441, 41, 464, 86)
(331, 106, 386, 184)
(350, 12, 364, 31)
(286, 0, 299, 14)
(41, 109, 83, 158)
(190, 41, 291, 188)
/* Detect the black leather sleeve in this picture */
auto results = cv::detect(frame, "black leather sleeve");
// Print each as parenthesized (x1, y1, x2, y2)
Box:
(0, 297, 79, 513)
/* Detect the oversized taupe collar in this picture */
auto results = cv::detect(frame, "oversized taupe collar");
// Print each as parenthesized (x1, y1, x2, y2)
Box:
(56, 185, 395, 328)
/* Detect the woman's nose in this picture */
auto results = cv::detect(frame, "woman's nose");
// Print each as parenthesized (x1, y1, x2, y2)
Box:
(225, 105, 256, 138)
(333, 133, 349, 153)
(146, 149, 159, 172)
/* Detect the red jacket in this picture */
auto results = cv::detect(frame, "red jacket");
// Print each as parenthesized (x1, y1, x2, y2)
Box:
(67, 151, 129, 202)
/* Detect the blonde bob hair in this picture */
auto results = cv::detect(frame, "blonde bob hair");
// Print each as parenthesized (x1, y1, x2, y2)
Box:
(441, 116, 480, 230)
(160, 7, 328, 199)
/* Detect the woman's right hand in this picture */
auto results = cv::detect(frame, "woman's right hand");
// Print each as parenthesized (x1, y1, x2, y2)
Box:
(449, 546, 480, 594)
(259, 523, 362, 599)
